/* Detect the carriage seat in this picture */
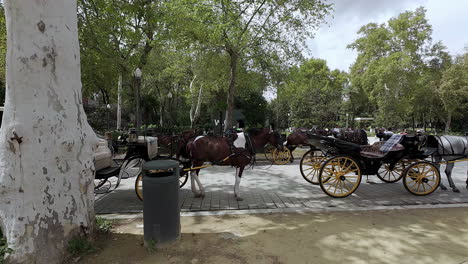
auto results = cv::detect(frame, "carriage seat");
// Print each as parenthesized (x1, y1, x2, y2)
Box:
(360, 141, 404, 158)
(94, 139, 112, 171)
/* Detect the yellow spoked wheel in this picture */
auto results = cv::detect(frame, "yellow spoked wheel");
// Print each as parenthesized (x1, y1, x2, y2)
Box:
(300, 150, 327, 185)
(264, 144, 276, 161)
(403, 161, 440, 196)
(376, 159, 408, 183)
(319, 156, 362, 198)
(135, 173, 144, 201)
(135, 167, 189, 201)
(273, 148, 292, 165)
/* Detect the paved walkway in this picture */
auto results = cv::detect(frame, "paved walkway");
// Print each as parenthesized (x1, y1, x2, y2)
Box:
(95, 146, 468, 214)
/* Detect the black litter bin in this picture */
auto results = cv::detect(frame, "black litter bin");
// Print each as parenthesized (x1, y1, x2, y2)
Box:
(142, 159, 180, 247)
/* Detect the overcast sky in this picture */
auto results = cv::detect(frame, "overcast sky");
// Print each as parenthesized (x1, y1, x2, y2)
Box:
(307, 0, 468, 72)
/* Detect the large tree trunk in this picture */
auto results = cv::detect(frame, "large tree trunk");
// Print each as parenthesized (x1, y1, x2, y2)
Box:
(0, 1, 97, 263)
(225, 51, 238, 128)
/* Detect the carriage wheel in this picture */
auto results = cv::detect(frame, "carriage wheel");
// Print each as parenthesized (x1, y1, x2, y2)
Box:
(94, 179, 108, 192)
(300, 150, 326, 185)
(376, 159, 407, 183)
(403, 161, 440, 196)
(120, 156, 145, 179)
(319, 156, 362, 198)
(135, 164, 190, 201)
(135, 174, 144, 201)
(273, 148, 291, 165)
(264, 144, 275, 161)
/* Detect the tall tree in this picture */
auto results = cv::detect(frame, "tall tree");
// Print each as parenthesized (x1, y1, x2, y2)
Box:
(282, 59, 347, 128)
(173, 0, 331, 127)
(438, 53, 468, 132)
(0, 1, 97, 263)
(348, 7, 436, 128)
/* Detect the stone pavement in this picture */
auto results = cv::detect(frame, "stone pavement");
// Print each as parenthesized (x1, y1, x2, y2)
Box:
(95, 146, 468, 214)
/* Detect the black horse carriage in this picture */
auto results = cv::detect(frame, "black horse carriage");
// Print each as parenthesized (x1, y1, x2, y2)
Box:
(305, 134, 441, 198)
(94, 130, 191, 196)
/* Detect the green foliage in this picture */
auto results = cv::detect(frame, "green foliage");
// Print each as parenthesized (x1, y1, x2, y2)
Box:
(67, 237, 95, 257)
(438, 53, 468, 131)
(1, 229, 13, 264)
(347, 7, 467, 131)
(95, 217, 113, 234)
(278, 59, 348, 128)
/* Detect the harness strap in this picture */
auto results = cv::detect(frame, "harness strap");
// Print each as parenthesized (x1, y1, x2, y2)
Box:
(444, 135, 456, 155)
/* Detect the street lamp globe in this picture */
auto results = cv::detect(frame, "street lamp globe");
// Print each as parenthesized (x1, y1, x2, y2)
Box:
(106, 104, 111, 109)
(167, 91, 173, 99)
(134, 67, 142, 79)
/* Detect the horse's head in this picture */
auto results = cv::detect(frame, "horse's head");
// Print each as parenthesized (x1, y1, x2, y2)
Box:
(414, 130, 427, 147)
(268, 130, 284, 151)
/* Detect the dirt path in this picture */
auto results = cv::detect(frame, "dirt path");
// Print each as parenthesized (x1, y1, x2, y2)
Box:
(79, 208, 468, 264)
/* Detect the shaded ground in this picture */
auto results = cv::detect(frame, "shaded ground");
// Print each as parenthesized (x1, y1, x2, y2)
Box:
(79, 207, 468, 264)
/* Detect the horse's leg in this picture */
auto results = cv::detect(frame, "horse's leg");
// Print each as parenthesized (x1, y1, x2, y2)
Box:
(190, 170, 200, 197)
(194, 168, 205, 198)
(190, 161, 204, 198)
(445, 162, 459, 192)
(434, 156, 447, 190)
(466, 161, 468, 189)
(234, 166, 244, 201)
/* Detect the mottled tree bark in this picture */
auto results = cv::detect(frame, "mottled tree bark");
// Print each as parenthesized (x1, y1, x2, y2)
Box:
(0, 1, 97, 263)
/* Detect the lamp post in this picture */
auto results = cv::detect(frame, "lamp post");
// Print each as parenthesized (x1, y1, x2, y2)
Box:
(106, 103, 111, 131)
(134, 68, 142, 131)
(346, 112, 349, 129)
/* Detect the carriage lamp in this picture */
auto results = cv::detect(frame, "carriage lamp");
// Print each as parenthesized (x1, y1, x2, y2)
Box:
(129, 128, 138, 143)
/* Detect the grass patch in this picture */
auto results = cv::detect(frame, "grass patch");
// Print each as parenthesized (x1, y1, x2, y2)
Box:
(67, 237, 96, 257)
(0, 229, 13, 264)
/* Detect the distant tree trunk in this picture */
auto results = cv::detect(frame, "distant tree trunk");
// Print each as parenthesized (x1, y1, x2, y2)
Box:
(225, 50, 238, 128)
(445, 112, 452, 132)
(189, 76, 204, 129)
(116, 74, 122, 130)
(0, 1, 97, 263)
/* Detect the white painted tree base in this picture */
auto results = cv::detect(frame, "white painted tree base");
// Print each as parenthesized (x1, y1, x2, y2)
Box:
(0, 1, 97, 263)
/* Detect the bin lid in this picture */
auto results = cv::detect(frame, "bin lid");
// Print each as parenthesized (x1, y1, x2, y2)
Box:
(142, 159, 179, 171)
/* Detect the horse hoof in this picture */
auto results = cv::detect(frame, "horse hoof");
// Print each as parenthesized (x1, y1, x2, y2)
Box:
(236, 197, 243, 201)
(453, 189, 460, 193)
(194, 193, 203, 198)
(440, 185, 447, 191)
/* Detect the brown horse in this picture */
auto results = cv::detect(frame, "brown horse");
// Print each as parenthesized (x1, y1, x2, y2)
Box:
(332, 128, 368, 145)
(186, 128, 283, 200)
(286, 131, 309, 152)
(286, 129, 331, 161)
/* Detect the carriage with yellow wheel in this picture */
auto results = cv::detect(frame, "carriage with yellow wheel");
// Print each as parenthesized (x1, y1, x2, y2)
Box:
(264, 144, 292, 165)
(307, 134, 440, 198)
